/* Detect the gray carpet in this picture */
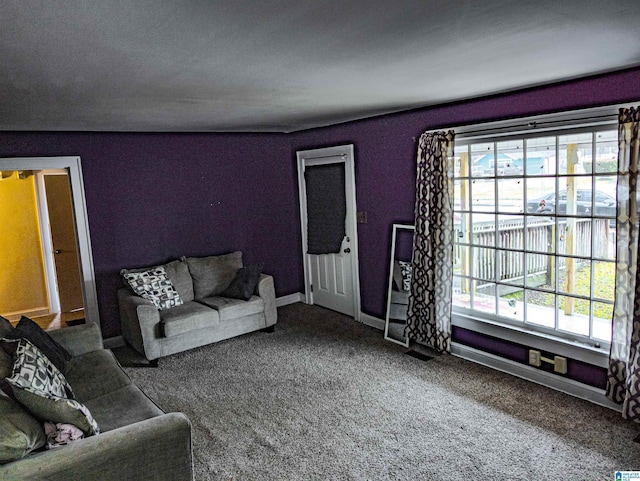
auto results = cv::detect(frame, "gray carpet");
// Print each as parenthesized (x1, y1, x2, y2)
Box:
(124, 303, 640, 480)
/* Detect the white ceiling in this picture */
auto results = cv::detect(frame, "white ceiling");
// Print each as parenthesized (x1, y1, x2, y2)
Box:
(1, 1, 639, 132)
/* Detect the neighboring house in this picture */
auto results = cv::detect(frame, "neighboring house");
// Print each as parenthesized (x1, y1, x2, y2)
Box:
(472, 153, 522, 176)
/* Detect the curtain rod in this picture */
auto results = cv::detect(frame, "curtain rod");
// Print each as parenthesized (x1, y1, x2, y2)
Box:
(453, 113, 618, 138)
(413, 103, 634, 142)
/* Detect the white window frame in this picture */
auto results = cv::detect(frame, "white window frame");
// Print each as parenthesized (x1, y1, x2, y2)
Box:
(447, 105, 629, 368)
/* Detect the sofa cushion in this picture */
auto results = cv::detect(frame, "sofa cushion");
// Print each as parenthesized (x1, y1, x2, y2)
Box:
(222, 263, 263, 301)
(84, 384, 164, 433)
(0, 315, 13, 338)
(65, 350, 132, 403)
(9, 386, 100, 436)
(184, 251, 243, 299)
(122, 259, 194, 303)
(0, 348, 12, 380)
(198, 296, 265, 322)
(160, 301, 220, 338)
(123, 266, 184, 311)
(4, 316, 72, 374)
(0, 392, 46, 464)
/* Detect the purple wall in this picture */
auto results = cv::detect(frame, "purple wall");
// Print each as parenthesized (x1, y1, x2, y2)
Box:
(290, 67, 640, 319)
(290, 67, 640, 387)
(452, 326, 607, 389)
(0, 67, 638, 383)
(0, 132, 302, 338)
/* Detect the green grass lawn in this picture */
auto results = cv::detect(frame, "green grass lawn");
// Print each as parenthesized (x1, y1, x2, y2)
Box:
(504, 261, 615, 319)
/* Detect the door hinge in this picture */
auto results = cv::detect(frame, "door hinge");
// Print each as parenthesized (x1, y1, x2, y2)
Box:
(310, 284, 313, 293)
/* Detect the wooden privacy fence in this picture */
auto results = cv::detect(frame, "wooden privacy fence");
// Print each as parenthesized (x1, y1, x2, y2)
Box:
(454, 217, 611, 288)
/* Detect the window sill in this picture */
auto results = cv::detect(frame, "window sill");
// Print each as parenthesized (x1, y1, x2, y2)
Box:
(451, 312, 610, 368)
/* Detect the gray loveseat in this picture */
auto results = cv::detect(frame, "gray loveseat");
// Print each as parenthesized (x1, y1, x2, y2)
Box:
(118, 251, 277, 361)
(0, 322, 193, 480)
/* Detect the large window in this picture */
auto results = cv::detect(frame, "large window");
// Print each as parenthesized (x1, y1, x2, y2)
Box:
(452, 126, 618, 347)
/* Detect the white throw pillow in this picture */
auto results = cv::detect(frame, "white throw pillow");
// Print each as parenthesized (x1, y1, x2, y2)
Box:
(123, 266, 183, 310)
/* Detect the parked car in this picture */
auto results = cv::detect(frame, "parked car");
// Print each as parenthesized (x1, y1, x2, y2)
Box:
(526, 189, 616, 217)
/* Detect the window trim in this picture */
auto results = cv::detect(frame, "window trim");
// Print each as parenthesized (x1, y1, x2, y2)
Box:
(445, 104, 624, 141)
(446, 104, 633, 359)
(452, 312, 609, 368)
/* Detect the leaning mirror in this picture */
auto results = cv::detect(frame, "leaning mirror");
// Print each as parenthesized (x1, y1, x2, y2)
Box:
(384, 224, 415, 347)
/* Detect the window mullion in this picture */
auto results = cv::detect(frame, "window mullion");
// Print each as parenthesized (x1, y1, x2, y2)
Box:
(589, 134, 597, 339)
(451, 122, 617, 348)
(493, 141, 499, 315)
(554, 135, 560, 332)
(468, 143, 475, 310)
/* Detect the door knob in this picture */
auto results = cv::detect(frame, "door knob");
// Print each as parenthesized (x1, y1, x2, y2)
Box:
(343, 248, 351, 253)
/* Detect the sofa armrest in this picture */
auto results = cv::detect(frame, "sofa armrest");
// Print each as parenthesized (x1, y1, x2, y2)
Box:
(118, 288, 162, 360)
(48, 323, 103, 357)
(0, 413, 193, 481)
(256, 274, 277, 327)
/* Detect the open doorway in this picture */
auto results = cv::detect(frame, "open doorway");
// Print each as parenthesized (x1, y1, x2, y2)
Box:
(0, 169, 84, 329)
(0, 157, 100, 331)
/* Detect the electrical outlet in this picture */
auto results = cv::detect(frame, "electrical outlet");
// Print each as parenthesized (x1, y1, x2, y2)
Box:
(554, 356, 567, 374)
(529, 349, 541, 367)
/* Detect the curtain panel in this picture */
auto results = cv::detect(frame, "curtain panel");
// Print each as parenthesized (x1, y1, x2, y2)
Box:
(607, 106, 640, 422)
(405, 130, 455, 353)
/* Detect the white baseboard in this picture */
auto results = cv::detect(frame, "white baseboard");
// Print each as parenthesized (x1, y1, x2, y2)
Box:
(451, 342, 621, 412)
(360, 313, 385, 330)
(276, 292, 305, 307)
(3, 307, 50, 322)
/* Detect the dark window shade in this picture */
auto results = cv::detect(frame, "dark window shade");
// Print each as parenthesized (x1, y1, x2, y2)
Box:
(305, 163, 346, 254)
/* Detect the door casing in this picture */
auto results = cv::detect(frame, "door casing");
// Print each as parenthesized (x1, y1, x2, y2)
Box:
(296, 144, 361, 321)
(0, 157, 100, 329)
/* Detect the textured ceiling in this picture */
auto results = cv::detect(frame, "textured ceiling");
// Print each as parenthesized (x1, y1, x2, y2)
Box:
(1, 0, 639, 132)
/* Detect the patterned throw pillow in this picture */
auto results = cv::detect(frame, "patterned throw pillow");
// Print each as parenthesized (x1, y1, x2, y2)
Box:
(1, 339, 100, 436)
(123, 266, 183, 310)
(398, 261, 413, 292)
(1, 338, 73, 399)
(4, 316, 72, 374)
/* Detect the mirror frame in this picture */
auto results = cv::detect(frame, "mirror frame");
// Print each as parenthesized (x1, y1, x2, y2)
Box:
(384, 223, 414, 347)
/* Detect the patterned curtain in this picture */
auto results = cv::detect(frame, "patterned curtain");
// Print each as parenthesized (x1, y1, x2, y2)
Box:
(405, 130, 455, 353)
(607, 106, 640, 422)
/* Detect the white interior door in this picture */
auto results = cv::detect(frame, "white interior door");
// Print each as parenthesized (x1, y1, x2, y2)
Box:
(297, 145, 360, 320)
(309, 235, 354, 316)
(44, 174, 85, 313)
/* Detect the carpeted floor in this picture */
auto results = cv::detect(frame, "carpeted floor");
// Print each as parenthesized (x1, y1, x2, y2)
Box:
(124, 303, 640, 480)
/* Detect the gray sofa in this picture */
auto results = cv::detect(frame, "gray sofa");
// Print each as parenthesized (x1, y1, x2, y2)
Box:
(0, 323, 193, 481)
(118, 251, 277, 361)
